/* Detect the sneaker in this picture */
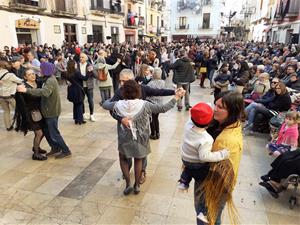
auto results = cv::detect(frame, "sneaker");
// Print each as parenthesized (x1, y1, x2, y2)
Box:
(55, 151, 72, 159)
(46, 148, 61, 157)
(90, 114, 96, 122)
(177, 182, 189, 191)
(197, 212, 209, 223)
(84, 114, 89, 120)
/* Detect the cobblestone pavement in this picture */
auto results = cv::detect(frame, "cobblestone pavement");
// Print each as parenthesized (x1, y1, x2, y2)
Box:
(0, 77, 299, 225)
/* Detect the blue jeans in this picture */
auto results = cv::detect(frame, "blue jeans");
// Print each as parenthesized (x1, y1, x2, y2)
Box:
(180, 160, 209, 187)
(194, 179, 225, 225)
(245, 102, 265, 125)
(84, 87, 94, 115)
(100, 88, 111, 104)
(43, 117, 70, 153)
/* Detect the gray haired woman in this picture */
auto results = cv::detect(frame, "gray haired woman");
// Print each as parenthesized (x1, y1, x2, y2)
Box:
(94, 50, 120, 105)
(147, 68, 165, 139)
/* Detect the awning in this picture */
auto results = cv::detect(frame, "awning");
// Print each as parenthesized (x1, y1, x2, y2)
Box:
(144, 33, 157, 38)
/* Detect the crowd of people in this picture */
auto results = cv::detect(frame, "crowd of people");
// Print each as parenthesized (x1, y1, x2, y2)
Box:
(0, 39, 300, 224)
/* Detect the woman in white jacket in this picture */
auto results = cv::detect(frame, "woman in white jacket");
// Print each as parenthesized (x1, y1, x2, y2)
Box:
(94, 50, 120, 105)
(0, 60, 23, 130)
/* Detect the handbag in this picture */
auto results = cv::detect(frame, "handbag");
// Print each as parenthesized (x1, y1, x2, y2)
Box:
(97, 69, 107, 81)
(31, 109, 42, 122)
(199, 67, 207, 73)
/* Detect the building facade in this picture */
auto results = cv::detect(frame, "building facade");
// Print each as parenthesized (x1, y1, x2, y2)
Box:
(0, 0, 125, 47)
(250, 0, 300, 44)
(170, 0, 224, 41)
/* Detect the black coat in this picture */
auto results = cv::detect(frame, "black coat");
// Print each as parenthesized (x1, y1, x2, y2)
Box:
(268, 150, 300, 182)
(170, 57, 195, 84)
(265, 92, 291, 112)
(110, 84, 175, 123)
(67, 71, 85, 104)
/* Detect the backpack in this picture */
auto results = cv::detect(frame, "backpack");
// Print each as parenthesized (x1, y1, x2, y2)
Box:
(97, 68, 107, 81)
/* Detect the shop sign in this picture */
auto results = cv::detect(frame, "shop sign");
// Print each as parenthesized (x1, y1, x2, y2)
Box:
(16, 19, 40, 29)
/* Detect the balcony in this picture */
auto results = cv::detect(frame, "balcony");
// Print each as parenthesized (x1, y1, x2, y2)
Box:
(124, 13, 138, 29)
(274, 0, 300, 21)
(110, 0, 125, 16)
(51, 0, 77, 17)
(9, 0, 47, 12)
(175, 24, 189, 30)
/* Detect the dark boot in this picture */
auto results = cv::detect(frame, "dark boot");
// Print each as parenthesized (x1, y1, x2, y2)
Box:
(32, 147, 47, 155)
(32, 148, 47, 161)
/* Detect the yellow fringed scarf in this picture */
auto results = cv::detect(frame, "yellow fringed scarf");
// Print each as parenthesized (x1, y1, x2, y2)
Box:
(200, 159, 239, 225)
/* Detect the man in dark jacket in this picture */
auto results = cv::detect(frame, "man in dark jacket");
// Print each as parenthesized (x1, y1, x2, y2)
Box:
(169, 49, 194, 111)
(17, 62, 71, 159)
(10, 56, 26, 79)
(286, 72, 300, 91)
(108, 68, 176, 185)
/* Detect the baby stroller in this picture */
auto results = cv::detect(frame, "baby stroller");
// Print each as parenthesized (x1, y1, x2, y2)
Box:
(281, 174, 300, 209)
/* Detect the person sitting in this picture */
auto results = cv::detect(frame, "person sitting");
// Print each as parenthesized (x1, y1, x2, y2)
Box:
(286, 72, 300, 91)
(243, 64, 265, 94)
(259, 149, 300, 198)
(244, 81, 291, 134)
(245, 72, 270, 101)
(212, 63, 231, 96)
(267, 111, 299, 157)
(231, 60, 250, 93)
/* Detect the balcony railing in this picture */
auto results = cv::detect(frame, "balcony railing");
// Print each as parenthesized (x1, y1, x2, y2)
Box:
(131, 0, 144, 3)
(175, 24, 189, 30)
(9, 0, 47, 11)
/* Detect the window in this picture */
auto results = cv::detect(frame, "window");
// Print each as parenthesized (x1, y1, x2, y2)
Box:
(138, 6, 141, 16)
(64, 24, 77, 43)
(55, 0, 66, 11)
(161, 20, 164, 27)
(202, 13, 210, 29)
(150, 14, 153, 25)
(179, 17, 187, 29)
(16, 0, 39, 6)
(91, 0, 103, 9)
(92, 25, 103, 43)
(157, 16, 159, 28)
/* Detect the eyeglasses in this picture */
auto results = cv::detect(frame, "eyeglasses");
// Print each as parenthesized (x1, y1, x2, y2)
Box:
(271, 81, 278, 84)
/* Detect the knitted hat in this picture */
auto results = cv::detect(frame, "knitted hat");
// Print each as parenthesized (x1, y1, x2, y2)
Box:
(40, 62, 55, 76)
(190, 102, 213, 126)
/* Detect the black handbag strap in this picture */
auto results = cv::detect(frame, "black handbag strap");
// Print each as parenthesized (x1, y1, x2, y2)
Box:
(0, 72, 9, 81)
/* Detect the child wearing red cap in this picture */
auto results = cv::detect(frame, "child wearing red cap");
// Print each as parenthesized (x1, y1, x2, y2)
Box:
(178, 102, 230, 223)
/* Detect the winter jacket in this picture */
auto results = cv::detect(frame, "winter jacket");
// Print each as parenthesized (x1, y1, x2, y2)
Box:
(0, 69, 22, 97)
(26, 76, 61, 118)
(170, 57, 195, 84)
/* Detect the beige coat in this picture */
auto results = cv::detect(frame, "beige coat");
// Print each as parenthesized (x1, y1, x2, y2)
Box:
(0, 69, 23, 97)
(94, 61, 120, 88)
